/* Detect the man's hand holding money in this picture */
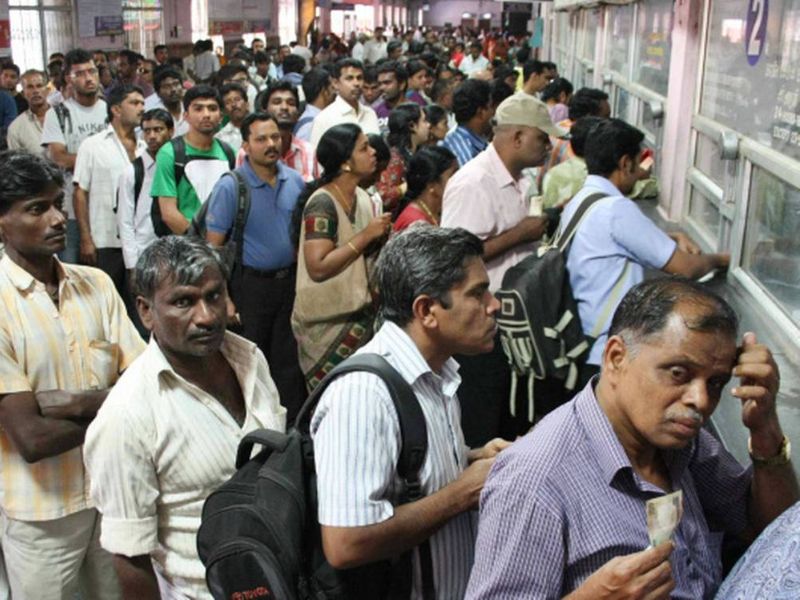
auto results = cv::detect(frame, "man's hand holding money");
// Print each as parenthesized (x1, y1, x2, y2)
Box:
(564, 542, 675, 600)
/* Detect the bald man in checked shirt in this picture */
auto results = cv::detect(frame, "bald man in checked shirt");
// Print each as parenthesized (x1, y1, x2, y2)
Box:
(467, 278, 798, 600)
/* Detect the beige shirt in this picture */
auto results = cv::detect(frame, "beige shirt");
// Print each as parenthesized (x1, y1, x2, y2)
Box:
(6, 110, 46, 155)
(0, 254, 145, 521)
(84, 332, 286, 600)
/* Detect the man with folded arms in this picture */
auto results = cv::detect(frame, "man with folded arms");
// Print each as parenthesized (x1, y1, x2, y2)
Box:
(467, 278, 798, 599)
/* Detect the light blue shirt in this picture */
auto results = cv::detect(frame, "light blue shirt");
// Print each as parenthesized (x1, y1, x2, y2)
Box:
(205, 159, 304, 271)
(562, 175, 676, 364)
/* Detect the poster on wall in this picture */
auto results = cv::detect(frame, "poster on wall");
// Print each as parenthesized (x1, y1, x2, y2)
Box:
(77, 0, 123, 38)
(701, 0, 800, 160)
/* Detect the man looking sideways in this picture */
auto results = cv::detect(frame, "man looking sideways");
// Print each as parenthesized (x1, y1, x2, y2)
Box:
(0, 151, 144, 599)
(73, 84, 146, 295)
(310, 58, 379, 149)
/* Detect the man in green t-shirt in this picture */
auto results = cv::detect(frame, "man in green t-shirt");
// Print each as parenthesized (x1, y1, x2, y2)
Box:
(151, 84, 233, 234)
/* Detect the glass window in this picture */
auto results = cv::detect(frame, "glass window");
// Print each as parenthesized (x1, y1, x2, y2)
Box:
(633, 0, 673, 96)
(606, 5, 633, 74)
(123, 7, 164, 56)
(694, 132, 726, 187)
(688, 187, 722, 239)
(582, 9, 600, 60)
(743, 167, 800, 321)
(615, 86, 631, 121)
(9, 0, 71, 71)
(701, 0, 800, 160)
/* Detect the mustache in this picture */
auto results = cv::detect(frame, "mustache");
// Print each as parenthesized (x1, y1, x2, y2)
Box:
(664, 406, 704, 425)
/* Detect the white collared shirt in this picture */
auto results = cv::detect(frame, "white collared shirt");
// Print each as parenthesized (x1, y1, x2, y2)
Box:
(84, 332, 286, 600)
(73, 125, 146, 249)
(309, 94, 380, 149)
(117, 151, 158, 269)
(214, 120, 243, 154)
(311, 321, 475, 600)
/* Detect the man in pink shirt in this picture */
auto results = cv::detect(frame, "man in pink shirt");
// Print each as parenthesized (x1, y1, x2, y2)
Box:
(441, 93, 567, 447)
(260, 81, 320, 182)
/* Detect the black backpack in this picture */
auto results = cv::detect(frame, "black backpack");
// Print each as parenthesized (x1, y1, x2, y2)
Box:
(197, 354, 436, 600)
(151, 135, 236, 237)
(496, 192, 615, 421)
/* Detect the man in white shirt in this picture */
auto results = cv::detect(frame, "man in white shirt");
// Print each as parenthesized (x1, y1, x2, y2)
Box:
(7, 69, 49, 155)
(84, 235, 286, 600)
(117, 108, 173, 276)
(351, 33, 367, 62)
(310, 58, 379, 149)
(40, 49, 108, 264)
(459, 41, 490, 77)
(73, 84, 146, 297)
(312, 226, 509, 599)
(364, 27, 388, 64)
(215, 82, 250, 153)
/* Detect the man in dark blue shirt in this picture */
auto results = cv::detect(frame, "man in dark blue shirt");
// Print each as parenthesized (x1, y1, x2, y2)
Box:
(205, 112, 306, 419)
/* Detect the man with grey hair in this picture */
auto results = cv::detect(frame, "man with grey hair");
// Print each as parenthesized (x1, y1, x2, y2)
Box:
(311, 225, 511, 599)
(84, 235, 286, 599)
(468, 277, 798, 599)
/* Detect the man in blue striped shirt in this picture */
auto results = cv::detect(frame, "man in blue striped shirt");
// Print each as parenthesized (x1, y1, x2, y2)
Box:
(311, 227, 511, 599)
(442, 79, 493, 168)
(467, 278, 798, 599)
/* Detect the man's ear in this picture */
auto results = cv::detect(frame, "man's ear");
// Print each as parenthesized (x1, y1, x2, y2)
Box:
(602, 334, 629, 381)
(135, 296, 154, 332)
(411, 294, 438, 329)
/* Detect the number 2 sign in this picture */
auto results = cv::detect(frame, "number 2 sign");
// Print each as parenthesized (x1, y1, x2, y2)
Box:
(746, 0, 768, 66)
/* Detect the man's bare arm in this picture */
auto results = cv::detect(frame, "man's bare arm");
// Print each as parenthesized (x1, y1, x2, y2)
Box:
(0, 392, 100, 463)
(483, 216, 548, 261)
(158, 196, 190, 234)
(321, 458, 492, 569)
(47, 142, 76, 171)
(112, 554, 160, 600)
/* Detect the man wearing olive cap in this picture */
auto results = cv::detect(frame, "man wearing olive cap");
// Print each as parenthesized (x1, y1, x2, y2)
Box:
(441, 93, 569, 446)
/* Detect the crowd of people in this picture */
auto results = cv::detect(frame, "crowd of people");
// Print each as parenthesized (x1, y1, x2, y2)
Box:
(0, 24, 797, 600)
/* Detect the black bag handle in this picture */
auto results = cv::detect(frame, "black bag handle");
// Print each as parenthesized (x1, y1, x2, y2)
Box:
(235, 429, 291, 469)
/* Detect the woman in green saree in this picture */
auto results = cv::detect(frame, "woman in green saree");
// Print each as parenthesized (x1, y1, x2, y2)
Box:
(291, 124, 392, 390)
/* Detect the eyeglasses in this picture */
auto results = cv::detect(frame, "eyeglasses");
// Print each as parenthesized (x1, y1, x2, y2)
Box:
(70, 67, 98, 79)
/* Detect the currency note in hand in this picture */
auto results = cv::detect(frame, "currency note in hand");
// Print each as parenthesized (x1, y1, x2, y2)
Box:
(646, 490, 683, 547)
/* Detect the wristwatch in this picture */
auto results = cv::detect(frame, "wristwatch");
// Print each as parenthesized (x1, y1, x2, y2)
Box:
(748, 435, 791, 467)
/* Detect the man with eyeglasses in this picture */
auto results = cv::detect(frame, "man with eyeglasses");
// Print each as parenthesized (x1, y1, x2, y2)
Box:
(40, 49, 108, 264)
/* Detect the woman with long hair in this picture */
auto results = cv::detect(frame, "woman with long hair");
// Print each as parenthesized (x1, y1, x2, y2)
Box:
(424, 104, 450, 144)
(375, 102, 430, 211)
(392, 146, 457, 232)
(291, 123, 392, 391)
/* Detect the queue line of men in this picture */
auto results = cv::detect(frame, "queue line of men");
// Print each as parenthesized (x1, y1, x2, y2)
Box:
(0, 29, 797, 600)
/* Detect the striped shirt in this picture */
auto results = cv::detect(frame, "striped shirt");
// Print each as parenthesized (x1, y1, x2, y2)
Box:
(466, 382, 753, 600)
(442, 125, 488, 168)
(84, 332, 286, 600)
(311, 321, 476, 599)
(0, 254, 145, 521)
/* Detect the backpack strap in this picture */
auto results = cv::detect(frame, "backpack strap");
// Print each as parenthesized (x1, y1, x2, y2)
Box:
(54, 103, 72, 137)
(295, 353, 435, 600)
(228, 170, 250, 269)
(171, 136, 187, 188)
(217, 139, 236, 169)
(132, 156, 145, 210)
(554, 192, 608, 254)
